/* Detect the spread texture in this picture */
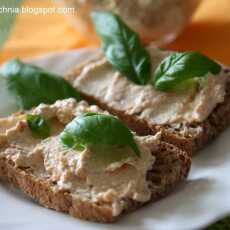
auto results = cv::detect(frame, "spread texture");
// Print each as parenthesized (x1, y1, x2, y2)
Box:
(72, 47, 228, 125)
(0, 99, 159, 216)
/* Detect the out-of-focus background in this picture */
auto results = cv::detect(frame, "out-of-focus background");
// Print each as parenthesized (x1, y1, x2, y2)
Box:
(0, 0, 230, 65)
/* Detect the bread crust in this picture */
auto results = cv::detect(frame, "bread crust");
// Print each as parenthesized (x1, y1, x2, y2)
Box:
(66, 64, 230, 155)
(0, 142, 190, 222)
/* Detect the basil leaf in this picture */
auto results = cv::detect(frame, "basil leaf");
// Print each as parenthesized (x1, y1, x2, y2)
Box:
(26, 114, 50, 139)
(0, 59, 81, 109)
(153, 51, 222, 91)
(91, 11, 151, 85)
(60, 113, 140, 156)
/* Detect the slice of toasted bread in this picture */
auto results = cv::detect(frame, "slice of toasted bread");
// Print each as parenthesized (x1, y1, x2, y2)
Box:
(0, 139, 190, 222)
(0, 99, 191, 222)
(66, 53, 230, 155)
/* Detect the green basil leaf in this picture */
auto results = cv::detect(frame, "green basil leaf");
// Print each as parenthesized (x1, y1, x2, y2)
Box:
(26, 114, 50, 139)
(0, 59, 81, 109)
(91, 11, 151, 85)
(153, 51, 222, 91)
(60, 112, 140, 156)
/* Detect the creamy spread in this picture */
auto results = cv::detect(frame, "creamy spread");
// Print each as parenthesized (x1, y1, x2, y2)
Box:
(72, 46, 228, 125)
(0, 99, 158, 216)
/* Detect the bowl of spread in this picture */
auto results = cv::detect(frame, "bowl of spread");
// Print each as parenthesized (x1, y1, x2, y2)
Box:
(57, 0, 202, 45)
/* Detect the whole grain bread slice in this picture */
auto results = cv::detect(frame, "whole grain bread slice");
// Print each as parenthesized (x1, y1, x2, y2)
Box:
(66, 56, 230, 155)
(0, 140, 190, 222)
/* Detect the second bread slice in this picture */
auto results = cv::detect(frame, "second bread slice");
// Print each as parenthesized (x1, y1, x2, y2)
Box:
(66, 47, 230, 154)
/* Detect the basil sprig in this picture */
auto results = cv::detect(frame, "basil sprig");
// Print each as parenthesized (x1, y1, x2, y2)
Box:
(91, 11, 151, 85)
(153, 51, 222, 91)
(0, 59, 81, 110)
(26, 114, 50, 139)
(91, 11, 222, 91)
(60, 112, 140, 156)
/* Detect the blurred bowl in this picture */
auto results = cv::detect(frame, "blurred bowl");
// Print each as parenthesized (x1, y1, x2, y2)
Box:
(57, 0, 202, 45)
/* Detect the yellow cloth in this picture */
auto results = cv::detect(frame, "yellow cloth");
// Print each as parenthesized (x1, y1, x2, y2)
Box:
(167, 0, 230, 66)
(1, 0, 230, 65)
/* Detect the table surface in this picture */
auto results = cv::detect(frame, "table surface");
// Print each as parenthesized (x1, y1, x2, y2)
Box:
(1, 0, 230, 229)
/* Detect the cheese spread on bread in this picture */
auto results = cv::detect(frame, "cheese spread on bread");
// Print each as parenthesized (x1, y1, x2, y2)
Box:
(0, 99, 158, 216)
(72, 46, 228, 125)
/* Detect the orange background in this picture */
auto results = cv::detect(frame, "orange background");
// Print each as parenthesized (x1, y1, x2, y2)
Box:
(1, 0, 230, 65)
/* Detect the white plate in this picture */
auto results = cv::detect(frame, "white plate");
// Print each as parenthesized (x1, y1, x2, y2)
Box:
(1, 48, 230, 230)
